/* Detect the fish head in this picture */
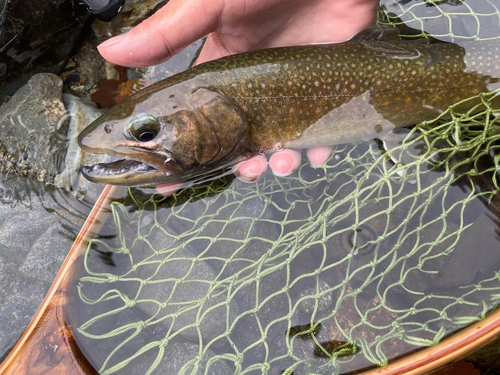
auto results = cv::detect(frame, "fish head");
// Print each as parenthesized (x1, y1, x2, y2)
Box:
(78, 85, 248, 186)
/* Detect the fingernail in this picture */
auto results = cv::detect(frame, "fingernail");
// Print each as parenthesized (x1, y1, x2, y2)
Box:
(269, 150, 301, 177)
(233, 156, 267, 183)
(98, 34, 128, 50)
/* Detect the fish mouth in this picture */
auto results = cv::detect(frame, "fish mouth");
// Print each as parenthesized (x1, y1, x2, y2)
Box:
(81, 149, 185, 186)
(82, 159, 172, 186)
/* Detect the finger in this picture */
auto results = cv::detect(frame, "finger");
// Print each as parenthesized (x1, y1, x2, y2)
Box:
(306, 146, 333, 167)
(233, 155, 268, 183)
(269, 149, 302, 177)
(98, 0, 223, 67)
(155, 180, 186, 196)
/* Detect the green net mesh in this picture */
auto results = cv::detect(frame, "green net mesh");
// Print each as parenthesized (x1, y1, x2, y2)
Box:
(70, 1, 500, 374)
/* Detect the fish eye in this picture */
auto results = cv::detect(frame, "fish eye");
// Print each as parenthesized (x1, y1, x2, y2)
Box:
(126, 114, 160, 142)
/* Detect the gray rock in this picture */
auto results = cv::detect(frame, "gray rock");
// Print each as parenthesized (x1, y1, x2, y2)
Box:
(230, 263, 291, 367)
(17, 220, 75, 283)
(127, 341, 234, 375)
(0, 187, 92, 359)
(136, 245, 240, 344)
(297, 279, 334, 316)
(0, 275, 50, 357)
(0, 73, 67, 184)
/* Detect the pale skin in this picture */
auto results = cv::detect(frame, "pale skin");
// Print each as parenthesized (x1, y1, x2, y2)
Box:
(98, 0, 379, 194)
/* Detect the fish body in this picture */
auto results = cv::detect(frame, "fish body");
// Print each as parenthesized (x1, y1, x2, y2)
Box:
(78, 27, 500, 186)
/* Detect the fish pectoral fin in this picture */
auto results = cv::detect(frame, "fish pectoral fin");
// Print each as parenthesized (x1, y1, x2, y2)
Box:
(351, 26, 402, 42)
(360, 40, 421, 59)
(351, 27, 423, 58)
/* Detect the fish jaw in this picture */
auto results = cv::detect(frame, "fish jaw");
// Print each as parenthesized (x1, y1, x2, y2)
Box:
(78, 141, 186, 186)
(81, 159, 180, 186)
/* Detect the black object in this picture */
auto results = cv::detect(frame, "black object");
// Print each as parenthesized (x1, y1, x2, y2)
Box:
(80, 0, 125, 22)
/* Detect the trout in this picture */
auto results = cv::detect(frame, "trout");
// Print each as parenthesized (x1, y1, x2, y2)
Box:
(78, 27, 500, 186)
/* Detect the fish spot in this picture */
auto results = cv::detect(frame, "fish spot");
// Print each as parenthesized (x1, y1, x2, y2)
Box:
(169, 94, 175, 98)
(374, 124, 383, 133)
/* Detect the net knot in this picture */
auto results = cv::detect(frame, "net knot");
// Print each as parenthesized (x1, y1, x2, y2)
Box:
(159, 338, 169, 348)
(137, 321, 146, 331)
(125, 299, 136, 308)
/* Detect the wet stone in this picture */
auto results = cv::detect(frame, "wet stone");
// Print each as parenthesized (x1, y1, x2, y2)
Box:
(0, 73, 67, 185)
(296, 279, 334, 316)
(0, 270, 51, 358)
(231, 264, 291, 367)
(126, 341, 234, 375)
(135, 245, 241, 344)
(0, 189, 90, 359)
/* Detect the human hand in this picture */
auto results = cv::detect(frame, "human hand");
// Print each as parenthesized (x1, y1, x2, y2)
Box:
(97, 0, 379, 193)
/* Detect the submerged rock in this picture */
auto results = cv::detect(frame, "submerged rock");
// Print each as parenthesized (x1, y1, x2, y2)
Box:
(127, 341, 234, 375)
(0, 0, 88, 98)
(0, 188, 92, 359)
(135, 245, 241, 344)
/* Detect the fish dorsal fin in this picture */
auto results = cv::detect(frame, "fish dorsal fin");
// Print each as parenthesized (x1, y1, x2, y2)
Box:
(351, 26, 402, 42)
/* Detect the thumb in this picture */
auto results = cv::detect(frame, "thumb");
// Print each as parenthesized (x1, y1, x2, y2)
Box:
(98, 0, 223, 67)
